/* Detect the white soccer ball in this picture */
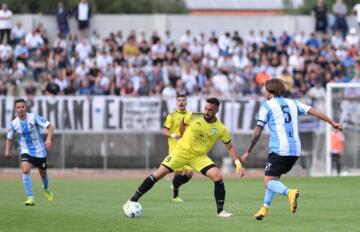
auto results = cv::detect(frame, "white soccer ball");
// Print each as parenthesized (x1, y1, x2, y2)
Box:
(123, 201, 142, 218)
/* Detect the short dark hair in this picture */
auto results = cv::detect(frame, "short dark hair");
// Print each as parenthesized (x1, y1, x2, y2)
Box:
(176, 93, 186, 98)
(14, 98, 25, 106)
(265, 79, 286, 97)
(206, 97, 220, 107)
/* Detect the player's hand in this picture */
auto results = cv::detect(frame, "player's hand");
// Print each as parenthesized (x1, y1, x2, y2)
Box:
(332, 122, 342, 131)
(238, 167, 246, 177)
(45, 139, 52, 150)
(5, 152, 10, 160)
(234, 159, 245, 177)
(240, 151, 250, 163)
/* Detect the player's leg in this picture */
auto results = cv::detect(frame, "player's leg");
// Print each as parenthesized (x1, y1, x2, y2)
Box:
(172, 167, 193, 202)
(130, 164, 170, 202)
(20, 154, 34, 206)
(37, 158, 54, 202)
(255, 154, 299, 220)
(203, 165, 232, 217)
(190, 155, 231, 217)
(130, 153, 187, 202)
(255, 154, 300, 220)
(333, 154, 341, 175)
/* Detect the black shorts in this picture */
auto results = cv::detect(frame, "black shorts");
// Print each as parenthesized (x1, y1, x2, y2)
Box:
(21, 154, 47, 170)
(78, 20, 89, 30)
(264, 153, 298, 177)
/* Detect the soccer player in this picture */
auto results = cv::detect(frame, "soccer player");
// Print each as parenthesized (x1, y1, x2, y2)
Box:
(127, 98, 245, 217)
(241, 79, 342, 220)
(163, 94, 194, 202)
(5, 99, 55, 206)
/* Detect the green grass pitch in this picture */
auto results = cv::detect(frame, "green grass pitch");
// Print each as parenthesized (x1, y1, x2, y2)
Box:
(1, 176, 359, 232)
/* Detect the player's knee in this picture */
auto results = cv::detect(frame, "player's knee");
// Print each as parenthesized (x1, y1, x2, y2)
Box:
(212, 172, 223, 182)
(263, 178, 270, 188)
(185, 170, 194, 178)
(153, 167, 170, 180)
(21, 167, 31, 174)
(39, 170, 47, 177)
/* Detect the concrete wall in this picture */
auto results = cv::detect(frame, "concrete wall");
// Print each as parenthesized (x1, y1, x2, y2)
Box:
(12, 14, 358, 42)
(0, 132, 315, 169)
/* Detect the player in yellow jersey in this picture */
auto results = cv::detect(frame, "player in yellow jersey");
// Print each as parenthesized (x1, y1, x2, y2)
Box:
(127, 98, 245, 217)
(163, 94, 194, 202)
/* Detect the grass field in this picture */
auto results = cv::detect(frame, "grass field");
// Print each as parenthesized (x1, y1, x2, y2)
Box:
(0, 176, 359, 232)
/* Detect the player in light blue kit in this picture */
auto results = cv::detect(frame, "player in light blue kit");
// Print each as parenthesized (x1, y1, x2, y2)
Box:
(241, 79, 342, 220)
(5, 99, 55, 206)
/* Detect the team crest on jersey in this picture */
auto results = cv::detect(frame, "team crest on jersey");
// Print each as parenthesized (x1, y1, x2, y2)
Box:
(210, 128, 217, 135)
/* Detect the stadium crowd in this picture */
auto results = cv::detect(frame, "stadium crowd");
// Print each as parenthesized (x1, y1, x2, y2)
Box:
(0, 7, 359, 99)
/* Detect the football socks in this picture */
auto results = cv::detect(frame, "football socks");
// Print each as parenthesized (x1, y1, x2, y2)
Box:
(130, 174, 158, 201)
(214, 179, 225, 214)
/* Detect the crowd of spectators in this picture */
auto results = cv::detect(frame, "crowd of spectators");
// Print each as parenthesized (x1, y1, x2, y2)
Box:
(0, 2, 359, 101)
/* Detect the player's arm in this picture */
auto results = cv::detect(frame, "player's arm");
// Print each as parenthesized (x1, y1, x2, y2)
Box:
(224, 141, 245, 177)
(163, 114, 179, 139)
(45, 123, 54, 150)
(5, 139, 12, 160)
(308, 108, 342, 130)
(162, 127, 178, 139)
(241, 125, 263, 163)
(5, 122, 15, 160)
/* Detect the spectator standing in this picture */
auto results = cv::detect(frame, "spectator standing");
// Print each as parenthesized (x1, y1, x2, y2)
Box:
(56, 1, 70, 37)
(353, 3, 360, 29)
(313, 0, 328, 34)
(333, 0, 348, 38)
(331, 130, 345, 175)
(74, 0, 92, 38)
(0, 3, 12, 44)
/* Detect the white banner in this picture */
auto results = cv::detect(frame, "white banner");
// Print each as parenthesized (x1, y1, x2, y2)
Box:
(0, 96, 319, 133)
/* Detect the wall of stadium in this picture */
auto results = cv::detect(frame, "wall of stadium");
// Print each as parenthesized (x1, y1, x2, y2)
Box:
(13, 14, 358, 42)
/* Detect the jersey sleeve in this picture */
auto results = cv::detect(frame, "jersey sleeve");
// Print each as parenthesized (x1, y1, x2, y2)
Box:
(6, 122, 15, 139)
(256, 103, 269, 128)
(183, 111, 193, 125)
(34, 114, 50, 128)
(163, 114, 172, 129)
(295, 100, 311, 115)
(220, 126, 232, 144)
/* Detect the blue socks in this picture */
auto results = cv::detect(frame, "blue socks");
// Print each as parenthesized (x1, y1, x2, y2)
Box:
(262, 180, 289, 208)
(42, 176, 49, 190)
(267, 180, 289, 196)
(263, 189, 276, 208)
(23, 174, 33, 197)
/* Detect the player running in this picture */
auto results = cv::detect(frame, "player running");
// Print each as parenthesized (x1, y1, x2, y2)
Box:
(5, 98, 55, 206)
(241, 79, 342, 220)
(163, 94, 194, 202)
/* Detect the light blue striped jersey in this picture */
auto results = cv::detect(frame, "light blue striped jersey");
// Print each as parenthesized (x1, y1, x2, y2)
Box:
(7, 113, 50, 158)
(256, 97, 311, 156)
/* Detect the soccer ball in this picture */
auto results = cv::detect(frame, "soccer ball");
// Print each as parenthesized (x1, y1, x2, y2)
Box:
(123, 201, 142, 218)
